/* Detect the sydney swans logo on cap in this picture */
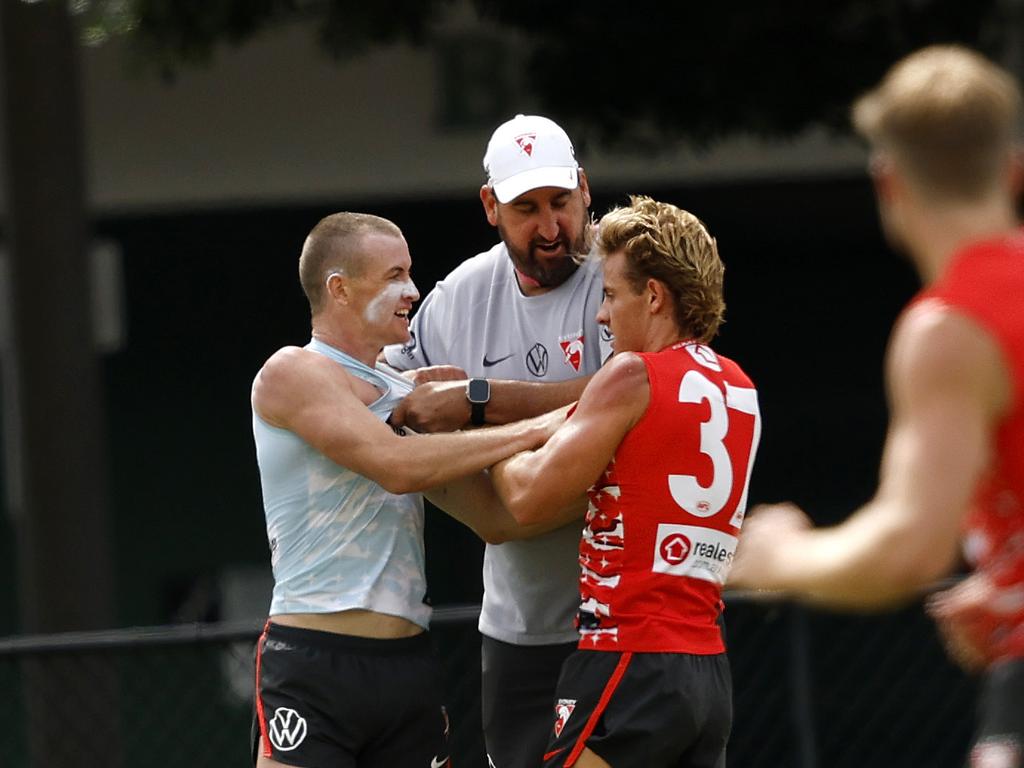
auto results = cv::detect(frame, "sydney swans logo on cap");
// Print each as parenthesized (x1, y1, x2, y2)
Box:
(484, 115, 580, 203)
(514, 133, 536, 156)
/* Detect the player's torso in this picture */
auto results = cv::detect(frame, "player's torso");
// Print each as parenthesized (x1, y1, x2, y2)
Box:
(924, 238, 1024, 572)
(405, 243, 610, 381)
(924, 234, 1024, 660)
(389, 244, 611, 643)
(580, 342, 761, 653)
(253, 341, 429, 627)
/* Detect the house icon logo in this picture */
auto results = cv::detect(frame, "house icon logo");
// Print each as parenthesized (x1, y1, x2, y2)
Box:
(659, 533, 692, 566)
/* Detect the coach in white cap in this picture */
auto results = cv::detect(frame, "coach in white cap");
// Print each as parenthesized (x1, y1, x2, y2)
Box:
(385, 114, 611, 767)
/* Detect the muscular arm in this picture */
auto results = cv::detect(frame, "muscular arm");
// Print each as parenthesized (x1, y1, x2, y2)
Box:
(424, 471, 586, 544)
(389, 374, 594, 433)
(730, 305, 1009, 608)
(490, 354, 649, 525)
(252, 347, 552, 495)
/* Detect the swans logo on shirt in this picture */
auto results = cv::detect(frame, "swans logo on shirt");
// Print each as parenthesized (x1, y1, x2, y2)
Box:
(559, 331, 585, 372)
(553, 698, 576, 737)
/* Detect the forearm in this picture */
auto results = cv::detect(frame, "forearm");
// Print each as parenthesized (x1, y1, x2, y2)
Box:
(425, 471, 585, 544)
(771, 503, 957, 608)
(484, 376, 591, 424)
(386, 419, 545, 494)
(489, 450, 561, 525)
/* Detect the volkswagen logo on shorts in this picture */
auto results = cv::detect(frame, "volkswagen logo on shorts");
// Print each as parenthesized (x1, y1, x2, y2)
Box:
(526, 343, 549, 377)
(268, 707, 308, 751)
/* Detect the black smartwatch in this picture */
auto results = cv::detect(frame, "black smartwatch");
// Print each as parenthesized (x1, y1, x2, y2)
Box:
(466, 378, 490, 426)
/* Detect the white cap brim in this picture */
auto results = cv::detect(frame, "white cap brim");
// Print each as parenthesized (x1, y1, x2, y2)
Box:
(491, 166, 579, 204)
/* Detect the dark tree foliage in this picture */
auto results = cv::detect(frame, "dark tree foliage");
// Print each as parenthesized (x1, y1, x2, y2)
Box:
(481, 0, 1007, 147)
(92, 0, 1009, 144)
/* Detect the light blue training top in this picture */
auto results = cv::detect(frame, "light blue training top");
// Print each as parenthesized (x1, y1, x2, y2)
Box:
(253, 338, 430, 628)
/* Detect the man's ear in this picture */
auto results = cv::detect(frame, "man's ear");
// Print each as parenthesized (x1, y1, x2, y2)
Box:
(324, 272, 350, 305)
(646, 277, 667, 315)
(869, 152, 899, 204)
(1007, 148, 1024, 200)
(578, 168, 592, 208)
(480, 185, 500, 227)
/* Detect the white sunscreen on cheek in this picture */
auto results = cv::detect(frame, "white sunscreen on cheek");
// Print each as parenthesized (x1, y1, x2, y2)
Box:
(364, 280, 417, 325)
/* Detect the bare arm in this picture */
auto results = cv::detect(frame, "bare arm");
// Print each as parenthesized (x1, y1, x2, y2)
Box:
(252, 347, 553, 495)
(424, 470, 586, 545)
(490, 354, 649, 525)
(729, 305, 1009, 608)
(389, 375, 594, 433)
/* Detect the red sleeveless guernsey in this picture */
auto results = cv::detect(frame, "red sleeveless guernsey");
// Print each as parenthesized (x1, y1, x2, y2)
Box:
(917, 231, 1024, 662)
(578, 341, 761, 653)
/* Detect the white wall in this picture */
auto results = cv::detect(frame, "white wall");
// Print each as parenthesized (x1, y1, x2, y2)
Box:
(78, 20, 867, 214)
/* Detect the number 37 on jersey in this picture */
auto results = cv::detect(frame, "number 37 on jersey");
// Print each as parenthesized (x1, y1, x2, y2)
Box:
(668, 356, 762, 532)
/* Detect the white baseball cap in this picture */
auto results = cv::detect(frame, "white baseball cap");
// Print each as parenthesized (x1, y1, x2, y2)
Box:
(482, 114, 580, 203)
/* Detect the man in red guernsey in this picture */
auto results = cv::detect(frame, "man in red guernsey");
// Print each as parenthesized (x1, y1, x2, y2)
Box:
(491, 195, 762, 768)
(730, 45, 1024, 767)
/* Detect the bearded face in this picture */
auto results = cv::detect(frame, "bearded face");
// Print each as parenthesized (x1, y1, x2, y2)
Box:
(497, 212, 591, 288)
(489, 177, 594, 291)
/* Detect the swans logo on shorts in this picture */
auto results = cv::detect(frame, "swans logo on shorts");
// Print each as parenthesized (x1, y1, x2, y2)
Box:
(268, 707, 308, 751)
(553, 698, 576, 737)
(559, 332, 585, 372)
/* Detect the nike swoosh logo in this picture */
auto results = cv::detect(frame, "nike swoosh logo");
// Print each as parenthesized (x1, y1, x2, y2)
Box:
(430, 757, 450, 768)
(482, 353, 515, 367)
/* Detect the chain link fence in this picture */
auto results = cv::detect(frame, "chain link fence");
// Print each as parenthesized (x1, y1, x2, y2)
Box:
(0, 595, 979, 767)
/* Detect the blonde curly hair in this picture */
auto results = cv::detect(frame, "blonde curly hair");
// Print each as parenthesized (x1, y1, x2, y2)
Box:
(597, 195, 725, 343)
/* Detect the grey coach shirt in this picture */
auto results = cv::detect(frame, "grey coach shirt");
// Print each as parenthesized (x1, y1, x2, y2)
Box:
(384, 242, 612, 645)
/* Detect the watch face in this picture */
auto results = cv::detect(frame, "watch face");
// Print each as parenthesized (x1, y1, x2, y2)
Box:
(468, 378, 490, 403)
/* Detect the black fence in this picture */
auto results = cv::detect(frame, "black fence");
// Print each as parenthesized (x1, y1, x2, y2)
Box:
(0, 596, 978, 767)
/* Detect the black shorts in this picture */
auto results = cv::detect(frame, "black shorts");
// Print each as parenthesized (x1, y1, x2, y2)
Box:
(481, 635, 577, 768)
(969, 657, 1024, 768)
(542, 649, 732, 768)
(251, 621, 450, 768)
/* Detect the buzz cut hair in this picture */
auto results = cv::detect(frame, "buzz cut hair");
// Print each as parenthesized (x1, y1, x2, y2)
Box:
(597, 195, 725, 343)
(852, 45, 1022, 201)
(298, 212, 403, 314)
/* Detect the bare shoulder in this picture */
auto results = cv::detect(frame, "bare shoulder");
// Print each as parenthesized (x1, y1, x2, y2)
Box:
(252, 346, 348, 425)
(578, 352, 651, 412)
(253, 346, 316, 394)
(889, 300, 1009, 415)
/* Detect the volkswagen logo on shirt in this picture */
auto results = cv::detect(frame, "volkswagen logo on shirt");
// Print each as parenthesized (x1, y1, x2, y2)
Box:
(526, 343, 549, 377)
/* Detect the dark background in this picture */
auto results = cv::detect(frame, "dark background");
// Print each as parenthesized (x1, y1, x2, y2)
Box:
(2, 171, 913, 630)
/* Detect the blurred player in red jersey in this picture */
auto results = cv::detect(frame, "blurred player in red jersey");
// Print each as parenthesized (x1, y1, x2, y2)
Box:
(729, 45, 1024, 767)
(491, 196, 762, 768)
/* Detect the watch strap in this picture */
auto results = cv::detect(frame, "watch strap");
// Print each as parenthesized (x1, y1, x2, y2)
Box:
(471, 401, 486, 426)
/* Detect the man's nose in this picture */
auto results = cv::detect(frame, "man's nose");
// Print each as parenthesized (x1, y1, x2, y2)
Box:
(535, 209, 560, 242)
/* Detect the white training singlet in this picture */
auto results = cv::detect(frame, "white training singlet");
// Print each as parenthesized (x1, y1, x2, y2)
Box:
(384, 243, 611, 644)
(254, 338, 431, 628)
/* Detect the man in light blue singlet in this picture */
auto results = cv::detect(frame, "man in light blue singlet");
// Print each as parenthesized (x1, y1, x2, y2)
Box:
(250, 212, 580, 768)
